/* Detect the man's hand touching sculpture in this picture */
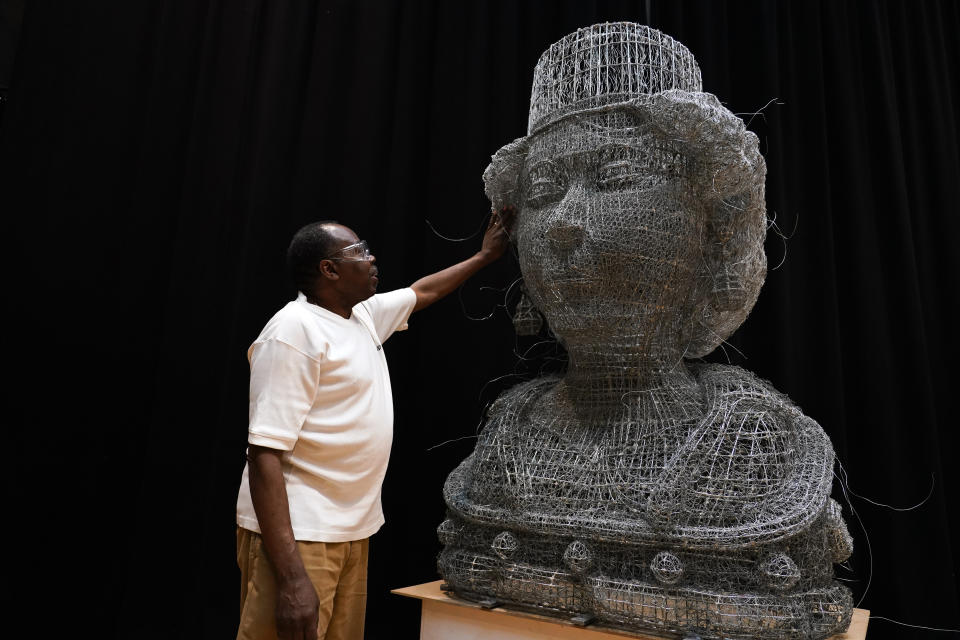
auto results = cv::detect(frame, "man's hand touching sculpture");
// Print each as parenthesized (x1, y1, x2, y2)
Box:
(411, 206, 515, 312)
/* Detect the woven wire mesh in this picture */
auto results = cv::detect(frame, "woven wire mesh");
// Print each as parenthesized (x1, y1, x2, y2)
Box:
(528, 23, 702, 135)
(439, 23, 853, 639)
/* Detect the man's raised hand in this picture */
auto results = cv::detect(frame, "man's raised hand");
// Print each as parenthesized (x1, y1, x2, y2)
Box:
(479, 205, 517, 263)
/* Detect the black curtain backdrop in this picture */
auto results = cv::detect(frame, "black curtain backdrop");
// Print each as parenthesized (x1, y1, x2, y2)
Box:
(3, 1, 958, 639)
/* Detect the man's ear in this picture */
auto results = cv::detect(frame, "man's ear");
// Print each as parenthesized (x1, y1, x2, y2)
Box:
(318, 260, 340, 280)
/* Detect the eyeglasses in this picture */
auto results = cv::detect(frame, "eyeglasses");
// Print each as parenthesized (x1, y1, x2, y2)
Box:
(322, 239, 373, 261)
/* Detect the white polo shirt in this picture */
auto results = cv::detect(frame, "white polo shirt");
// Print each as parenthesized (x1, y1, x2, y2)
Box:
(236, 288, 417, 542)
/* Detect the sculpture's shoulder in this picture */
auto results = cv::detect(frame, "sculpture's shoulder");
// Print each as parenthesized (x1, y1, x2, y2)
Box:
(470, 375, 559, 471)
(491, 375, 560, 415)
(646, 363, 836, 546)
(690, 362, 815, 431)
(692, 361, 786, 401)
(442, 375, 560, 514)
(476, 375, 560, 439)
(691, 362, 802, 429)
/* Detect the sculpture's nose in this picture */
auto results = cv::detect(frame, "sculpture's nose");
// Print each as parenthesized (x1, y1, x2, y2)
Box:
(545, 186, 587, 253)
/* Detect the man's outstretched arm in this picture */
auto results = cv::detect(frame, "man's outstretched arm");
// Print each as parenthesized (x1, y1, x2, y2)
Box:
(410, 206, 515, 312)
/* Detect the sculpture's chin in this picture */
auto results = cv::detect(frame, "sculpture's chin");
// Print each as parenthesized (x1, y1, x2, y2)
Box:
(533, 300, 673, 347)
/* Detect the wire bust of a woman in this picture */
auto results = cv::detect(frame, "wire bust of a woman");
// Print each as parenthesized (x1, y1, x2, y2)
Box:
(438, 23, 853, 640)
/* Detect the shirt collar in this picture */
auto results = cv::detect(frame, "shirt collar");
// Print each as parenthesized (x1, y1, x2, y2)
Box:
(296, 291, 355, 322)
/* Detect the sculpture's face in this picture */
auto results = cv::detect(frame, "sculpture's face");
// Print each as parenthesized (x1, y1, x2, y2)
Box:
(515, 110, 706, 350)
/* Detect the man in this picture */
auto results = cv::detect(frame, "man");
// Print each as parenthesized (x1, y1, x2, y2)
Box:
(235, 207, 515, 640)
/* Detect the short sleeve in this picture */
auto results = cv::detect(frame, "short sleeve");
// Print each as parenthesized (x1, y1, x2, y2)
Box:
(247, 338, 322, 450)
(358, 288, 417, 343)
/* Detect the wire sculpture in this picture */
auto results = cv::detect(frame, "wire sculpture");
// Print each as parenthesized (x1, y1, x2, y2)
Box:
(438, 23, 853, 639)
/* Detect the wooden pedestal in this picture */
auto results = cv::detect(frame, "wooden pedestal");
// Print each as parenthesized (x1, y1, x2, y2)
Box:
(392, 581, 869, 640)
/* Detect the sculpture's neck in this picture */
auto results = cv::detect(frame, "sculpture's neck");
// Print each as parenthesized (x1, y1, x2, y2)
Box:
(561, 342, 696, 406)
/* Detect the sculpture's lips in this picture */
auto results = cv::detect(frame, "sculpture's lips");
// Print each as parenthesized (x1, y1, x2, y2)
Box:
(546, 276, 592, 287)
(537, 271, 596, 300)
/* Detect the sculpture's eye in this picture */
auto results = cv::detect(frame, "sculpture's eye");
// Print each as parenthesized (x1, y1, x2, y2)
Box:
(597, 160, 648, 191)
(524, 166, 565, 208)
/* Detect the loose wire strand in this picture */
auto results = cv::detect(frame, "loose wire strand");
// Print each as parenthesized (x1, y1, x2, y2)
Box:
(868, 616, 960, 634)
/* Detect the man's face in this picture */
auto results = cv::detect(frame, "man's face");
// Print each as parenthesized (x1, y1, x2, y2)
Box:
(322, 224, 379, 302)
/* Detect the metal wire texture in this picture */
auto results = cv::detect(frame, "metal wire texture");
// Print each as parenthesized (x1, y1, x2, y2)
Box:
(438, 23, 853, 639)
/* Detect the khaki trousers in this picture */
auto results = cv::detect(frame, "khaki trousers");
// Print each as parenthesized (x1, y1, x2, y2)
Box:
(236, 528, 368, 640)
